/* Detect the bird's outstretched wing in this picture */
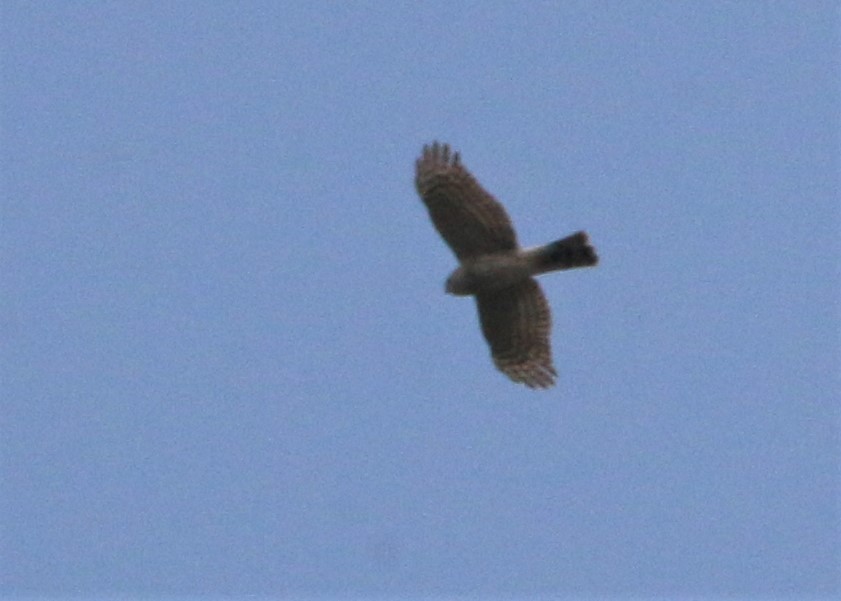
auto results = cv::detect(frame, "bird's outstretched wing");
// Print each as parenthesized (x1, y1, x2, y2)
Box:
(415, 142, 518, 260)
(475, 278, 556, 388)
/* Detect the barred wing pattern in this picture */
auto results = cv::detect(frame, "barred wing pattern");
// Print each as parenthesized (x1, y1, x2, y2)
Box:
(476, 278, 557, 389)
(414, 142, 518, 260)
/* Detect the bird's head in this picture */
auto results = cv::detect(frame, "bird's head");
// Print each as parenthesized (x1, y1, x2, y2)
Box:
(445, 268, 472, 296)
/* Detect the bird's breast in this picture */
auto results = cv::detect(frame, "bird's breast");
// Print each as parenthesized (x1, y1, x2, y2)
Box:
(449, 254, 531, 295)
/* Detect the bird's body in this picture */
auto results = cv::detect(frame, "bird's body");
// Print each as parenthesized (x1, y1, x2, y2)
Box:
(445, 252, 531, 296)
(414, 142, 598, 389)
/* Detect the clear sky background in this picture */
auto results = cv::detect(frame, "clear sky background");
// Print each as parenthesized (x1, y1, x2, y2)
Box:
(2, 2, 839, 599)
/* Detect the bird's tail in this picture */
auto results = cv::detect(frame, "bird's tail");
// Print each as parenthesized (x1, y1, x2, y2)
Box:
(526, 231, 599, 274)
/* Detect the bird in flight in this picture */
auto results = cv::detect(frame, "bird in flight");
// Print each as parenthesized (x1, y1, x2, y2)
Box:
(414, 142, 598, 388)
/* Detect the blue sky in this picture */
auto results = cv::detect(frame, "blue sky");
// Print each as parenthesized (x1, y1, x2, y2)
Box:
(2, 1, 838, 598)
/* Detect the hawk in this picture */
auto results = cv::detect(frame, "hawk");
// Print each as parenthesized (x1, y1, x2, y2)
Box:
(414, 142, 598, 388)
